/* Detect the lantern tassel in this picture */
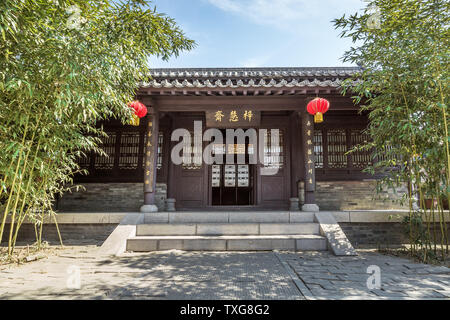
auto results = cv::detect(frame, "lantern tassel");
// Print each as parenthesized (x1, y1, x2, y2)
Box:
(130, 114, 140, 126)
(314, 112, 323, 123)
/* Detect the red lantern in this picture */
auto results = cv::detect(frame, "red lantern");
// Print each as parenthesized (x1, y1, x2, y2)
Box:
(128, 101, 148, 126)
(307, 98, 330, 123)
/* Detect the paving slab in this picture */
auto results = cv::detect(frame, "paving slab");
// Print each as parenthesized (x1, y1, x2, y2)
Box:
(0, 247, 448, 300)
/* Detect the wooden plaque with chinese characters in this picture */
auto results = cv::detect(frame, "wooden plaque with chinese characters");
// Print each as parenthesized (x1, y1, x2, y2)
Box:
(205, 108, 261, 128)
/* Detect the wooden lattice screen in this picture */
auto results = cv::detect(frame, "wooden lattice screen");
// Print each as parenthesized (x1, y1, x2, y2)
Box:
(313, 130, 323, 168)
(75, 128, 164, 182)
(314, 128, 372, 175)
(94, 132, 116, 169)
(118, 132, 141, 169)
(157, 132, 164, 170)
(350, 129, 372, 168)
(327, 129, 348, 168)
(263, 129, 284, 169)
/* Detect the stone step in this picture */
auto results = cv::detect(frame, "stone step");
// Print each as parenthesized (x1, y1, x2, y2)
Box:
(144, 211, 315, 224)
(126, 235, 327, 252)
(136, 223, 320, 236)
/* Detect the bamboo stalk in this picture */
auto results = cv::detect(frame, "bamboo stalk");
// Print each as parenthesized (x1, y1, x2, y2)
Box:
(419, 186, 429, 261)
(52, 212, 64, 247)
(0, 115, 30, 248)
(432, 200, 437, 254)
(8, 114, 41, 255)
(436, 198, 445, 260)
(11, 124, 43, 251)
(434, 57, 449, 257)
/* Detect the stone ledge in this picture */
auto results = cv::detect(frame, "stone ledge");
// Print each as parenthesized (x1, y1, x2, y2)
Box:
(6, 212, 129, 224)
(330, 210, 450, 223)
(9, 210, 450, 224)
(314, 212, 357, 256)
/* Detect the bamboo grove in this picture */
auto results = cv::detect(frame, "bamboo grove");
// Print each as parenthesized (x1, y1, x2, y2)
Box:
(334, 0, 450, 262)
(0, 0, 194, 256)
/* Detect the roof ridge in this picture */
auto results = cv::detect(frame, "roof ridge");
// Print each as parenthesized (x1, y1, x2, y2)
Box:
(149, 66, 360, 72)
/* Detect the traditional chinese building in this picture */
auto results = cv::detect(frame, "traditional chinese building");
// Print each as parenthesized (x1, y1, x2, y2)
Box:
(58, 67, 404, 213)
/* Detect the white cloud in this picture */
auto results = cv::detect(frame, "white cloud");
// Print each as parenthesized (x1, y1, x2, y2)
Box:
(206, 0, 365, 30)
(241, 56, 271, 67)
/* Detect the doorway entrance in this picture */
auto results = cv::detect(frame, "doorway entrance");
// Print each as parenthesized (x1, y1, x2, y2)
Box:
(211, 163, 254, 205)
(210, 134, 255, 206)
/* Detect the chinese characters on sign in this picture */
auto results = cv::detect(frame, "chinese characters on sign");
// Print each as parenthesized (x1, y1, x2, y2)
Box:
(206, 109, 261, 128)
(144, 118, 154, 192)
(214, 111, 224, 122)
(305, 119, 314, 190)
(214, 110, 254, 123)
(243, 110, 253, 122)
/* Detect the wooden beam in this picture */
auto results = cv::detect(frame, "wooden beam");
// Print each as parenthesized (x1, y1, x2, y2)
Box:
(264, 90, 272, 96)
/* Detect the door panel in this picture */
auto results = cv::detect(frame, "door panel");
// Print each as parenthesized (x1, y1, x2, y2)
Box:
(258, 117, 291, 208)
(171, 115, 207, 209)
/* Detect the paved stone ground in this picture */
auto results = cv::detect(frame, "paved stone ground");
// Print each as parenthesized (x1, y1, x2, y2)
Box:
(0, 247, 448, 300)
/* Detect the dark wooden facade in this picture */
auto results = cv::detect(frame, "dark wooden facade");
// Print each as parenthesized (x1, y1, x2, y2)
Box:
(74, 67, 372, 211)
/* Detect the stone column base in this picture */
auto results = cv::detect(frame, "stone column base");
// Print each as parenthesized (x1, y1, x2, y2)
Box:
(302, 203, 319, 212)
(289, 197, 300, 211)
(166, 198, 176, 212)
(140, 204, 158, 213)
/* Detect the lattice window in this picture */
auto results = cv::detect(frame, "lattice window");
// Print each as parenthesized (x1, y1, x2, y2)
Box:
(157, 132, 164, 170)
(94, 132, 116, 169)
(118, 132, 140, 169)
(263, 129, 284, 169)
(351, 129, 372, 168)
(313, 130, 323, 168)
(327, 129, 347, 168)
(377, 144, 399, 164)
(77, 152, 91, 169)
(182, 131, 202, 169)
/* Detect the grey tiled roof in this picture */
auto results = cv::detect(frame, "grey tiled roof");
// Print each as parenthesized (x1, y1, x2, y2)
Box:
(148, 67, 360, 78)
(142, 67, 360, 89)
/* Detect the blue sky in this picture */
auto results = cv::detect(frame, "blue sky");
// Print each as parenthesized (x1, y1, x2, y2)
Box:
(149, 0, 367, 68)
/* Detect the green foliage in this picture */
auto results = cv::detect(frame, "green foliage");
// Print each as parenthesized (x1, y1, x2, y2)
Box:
(334, 0, 449, 262)
(0, 0, 194, 255)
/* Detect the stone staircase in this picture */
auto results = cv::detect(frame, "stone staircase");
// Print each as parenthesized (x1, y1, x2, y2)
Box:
(126, 211, 328, 252)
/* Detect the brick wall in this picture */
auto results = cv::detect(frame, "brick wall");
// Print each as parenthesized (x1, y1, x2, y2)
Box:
(8, 222, 448, 247)
(57, 183, 167, 212)
(340, 222, 450, 248)
(300, 180, 407, 210)
(60, 180, 405, 212)
(2, 223, 117, 245)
